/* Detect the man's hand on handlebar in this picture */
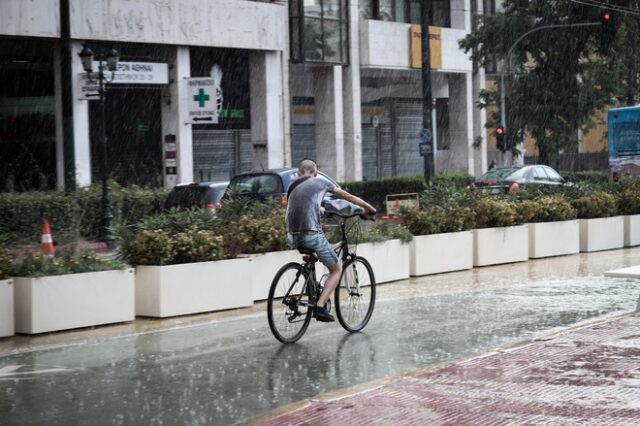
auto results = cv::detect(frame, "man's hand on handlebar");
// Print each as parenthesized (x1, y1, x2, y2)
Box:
(360, 207, 376, 221)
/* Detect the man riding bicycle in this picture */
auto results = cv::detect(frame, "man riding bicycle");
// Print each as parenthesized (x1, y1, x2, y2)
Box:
(285, 159, 376, 322)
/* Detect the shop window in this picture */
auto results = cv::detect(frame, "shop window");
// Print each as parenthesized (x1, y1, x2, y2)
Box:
(405, 0, 450, 27)
(290, 0, 349, 65)
(0, 39, 56, 191)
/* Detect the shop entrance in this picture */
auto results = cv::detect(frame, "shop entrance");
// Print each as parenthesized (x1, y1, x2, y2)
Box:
(89, 87, 162, 187)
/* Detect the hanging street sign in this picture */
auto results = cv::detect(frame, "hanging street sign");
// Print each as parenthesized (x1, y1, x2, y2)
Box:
(78, 61, 168, 100)
(186, 77, 219, 124)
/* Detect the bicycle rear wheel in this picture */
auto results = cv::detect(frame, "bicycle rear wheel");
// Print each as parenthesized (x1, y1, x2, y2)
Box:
(267, 262, 313, 343)
(334, 256, 376, 332)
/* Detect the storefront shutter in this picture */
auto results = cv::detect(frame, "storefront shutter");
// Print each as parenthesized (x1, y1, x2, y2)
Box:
(393, 100, 423, 176)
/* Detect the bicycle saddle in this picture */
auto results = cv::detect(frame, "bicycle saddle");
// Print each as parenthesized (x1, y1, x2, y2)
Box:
(297, 247, 315, 255)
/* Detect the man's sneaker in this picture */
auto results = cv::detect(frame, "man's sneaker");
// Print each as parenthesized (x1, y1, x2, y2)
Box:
(314, 305, 335, 322)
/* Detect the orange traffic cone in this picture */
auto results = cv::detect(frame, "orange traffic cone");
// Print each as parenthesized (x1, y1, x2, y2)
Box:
(40, 219, 55, 258)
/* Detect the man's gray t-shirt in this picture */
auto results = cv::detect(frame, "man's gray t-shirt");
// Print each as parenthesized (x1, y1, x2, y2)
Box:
(286, 177, 335, 233)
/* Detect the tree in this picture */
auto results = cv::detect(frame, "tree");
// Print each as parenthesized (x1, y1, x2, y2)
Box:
(460, 0, 637, 166)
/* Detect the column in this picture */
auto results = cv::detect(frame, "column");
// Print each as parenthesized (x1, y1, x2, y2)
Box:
(70, 41, 91, 187)
(448, 72, 475, 174)
(342, 0, 363, 181)
(161, 46, 192, 187)
(314, 66, 344, 181)
(249, 51, 285, 170)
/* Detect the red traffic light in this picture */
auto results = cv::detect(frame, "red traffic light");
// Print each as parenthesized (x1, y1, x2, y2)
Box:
(496, 126, 505, 135)
(602, 11, 611, 22)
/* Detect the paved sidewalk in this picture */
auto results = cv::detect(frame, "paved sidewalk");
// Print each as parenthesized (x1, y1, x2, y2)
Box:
(248, 314, 640, 425)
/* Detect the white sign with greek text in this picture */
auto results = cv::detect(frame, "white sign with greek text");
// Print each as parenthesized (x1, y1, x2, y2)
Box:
(186, 78, 219, 124)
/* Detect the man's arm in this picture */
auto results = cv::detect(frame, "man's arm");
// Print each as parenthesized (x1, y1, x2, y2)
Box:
(331, 187, 376, 215)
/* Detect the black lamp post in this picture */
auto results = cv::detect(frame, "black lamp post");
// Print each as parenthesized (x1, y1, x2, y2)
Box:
(78, 44, 119, 247)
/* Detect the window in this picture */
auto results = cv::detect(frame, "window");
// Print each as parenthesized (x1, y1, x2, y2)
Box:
(290, 0, 349, 65)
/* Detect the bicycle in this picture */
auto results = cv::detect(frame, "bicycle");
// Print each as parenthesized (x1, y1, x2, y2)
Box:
(267, 202, 377, 343)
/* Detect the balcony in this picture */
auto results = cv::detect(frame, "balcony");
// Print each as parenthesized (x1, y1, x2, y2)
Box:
(359, 19, 472, 73)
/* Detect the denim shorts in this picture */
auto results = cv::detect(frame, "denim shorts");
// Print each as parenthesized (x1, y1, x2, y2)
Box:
(287, 231, 339, 268)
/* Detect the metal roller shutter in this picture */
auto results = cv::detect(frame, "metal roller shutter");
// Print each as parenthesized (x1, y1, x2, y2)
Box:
(393, 100, 423, 176)
(193, 129, 251, 182)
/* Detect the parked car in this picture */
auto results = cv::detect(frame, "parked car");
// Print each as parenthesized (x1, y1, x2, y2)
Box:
(473, 165, 569, 194)
(163, 181, 229, 213)
(222, 168, 339, 204)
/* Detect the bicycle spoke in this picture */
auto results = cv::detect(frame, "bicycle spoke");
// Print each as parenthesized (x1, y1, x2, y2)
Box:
(268, 263, 313, 343)
(335, 257, 376, 332)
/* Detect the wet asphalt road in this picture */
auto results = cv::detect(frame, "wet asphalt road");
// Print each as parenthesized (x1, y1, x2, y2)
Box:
(1, 249, 639, 425)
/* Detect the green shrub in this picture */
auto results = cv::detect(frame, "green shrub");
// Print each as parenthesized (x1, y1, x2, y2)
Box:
(515, 195, 577, 223)
(172, 227, 224, 264)
(138, 208, 216, 234)
(402, 206, 475, 235)
(432, 172, 475, 188)
(418, 185, 475, 209)
(0, 247, 12, 280)
(11, 250, 123, 278)
(474, 197, 519, 228)
(560, 171, 610, 185)
(128, 230, 175, 266)
(0, 185, 168, 244)
(618, 189, 640, 215)
(221, 207, 287, 256)
(570, 191, 619, 219)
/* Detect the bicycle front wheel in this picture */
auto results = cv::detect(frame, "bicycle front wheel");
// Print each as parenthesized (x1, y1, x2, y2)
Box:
(335, 256, 376, 332)
(267, 262, 313, 343)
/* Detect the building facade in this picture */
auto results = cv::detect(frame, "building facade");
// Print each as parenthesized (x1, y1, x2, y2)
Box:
(0, 0, 486, 191)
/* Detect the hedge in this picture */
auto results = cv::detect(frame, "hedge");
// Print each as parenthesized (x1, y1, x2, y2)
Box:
(340, 172, 474, 212)
(0, 184, 168, 244)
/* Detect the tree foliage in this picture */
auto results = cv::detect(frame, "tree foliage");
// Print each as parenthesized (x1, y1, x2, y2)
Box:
(460, 0, 640, 166)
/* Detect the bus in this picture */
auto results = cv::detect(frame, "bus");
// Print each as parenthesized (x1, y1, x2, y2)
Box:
(608, 105, 640, 176)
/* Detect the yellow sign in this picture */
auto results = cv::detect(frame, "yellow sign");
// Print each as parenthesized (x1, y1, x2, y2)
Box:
(410, 25, 442, 70)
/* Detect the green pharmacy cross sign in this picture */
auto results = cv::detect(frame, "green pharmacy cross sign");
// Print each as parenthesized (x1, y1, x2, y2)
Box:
(193, 88, 210, 108)
(187, 77, 218, 124)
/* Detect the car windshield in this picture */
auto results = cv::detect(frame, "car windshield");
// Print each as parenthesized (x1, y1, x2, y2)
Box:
(229, 174, 284, 196)
(480, 167, 520, 181)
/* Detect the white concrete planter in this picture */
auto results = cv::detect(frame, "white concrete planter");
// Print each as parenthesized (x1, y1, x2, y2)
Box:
(249, 249, 301, 301)
(579, 216, 624, 252)
(356, 239, 410, 284)
(473, 225, 529, 267)
(410, 231, 473, 276)
(14, 269, 135, 334)
(624, 214, 640, 247)
(0, 279, 14, 338)
(135, 258, 253, 318)
(528, 220, 580, 258)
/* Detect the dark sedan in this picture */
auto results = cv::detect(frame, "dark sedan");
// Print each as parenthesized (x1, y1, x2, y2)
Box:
(223, 168, 338, 204)
(474, 165, 569, 194)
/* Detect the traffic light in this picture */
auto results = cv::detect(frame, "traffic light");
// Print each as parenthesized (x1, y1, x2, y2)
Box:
(496, 126, 506, 152)
(600, 10, 616, 51)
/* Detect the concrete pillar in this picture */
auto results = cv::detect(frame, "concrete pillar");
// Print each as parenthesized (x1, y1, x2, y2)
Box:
(342, 0, 363, 181)
(249, 50, 285, 170)
(161, 46, 192, 187)
(70, 41, 91, 187)
(53, 43, 65, 190)
(448, 72, 475, 174)
(314, 66, 344, 181)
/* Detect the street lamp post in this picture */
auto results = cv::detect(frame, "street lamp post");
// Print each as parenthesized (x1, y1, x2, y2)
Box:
(78, 44, 119, 248)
